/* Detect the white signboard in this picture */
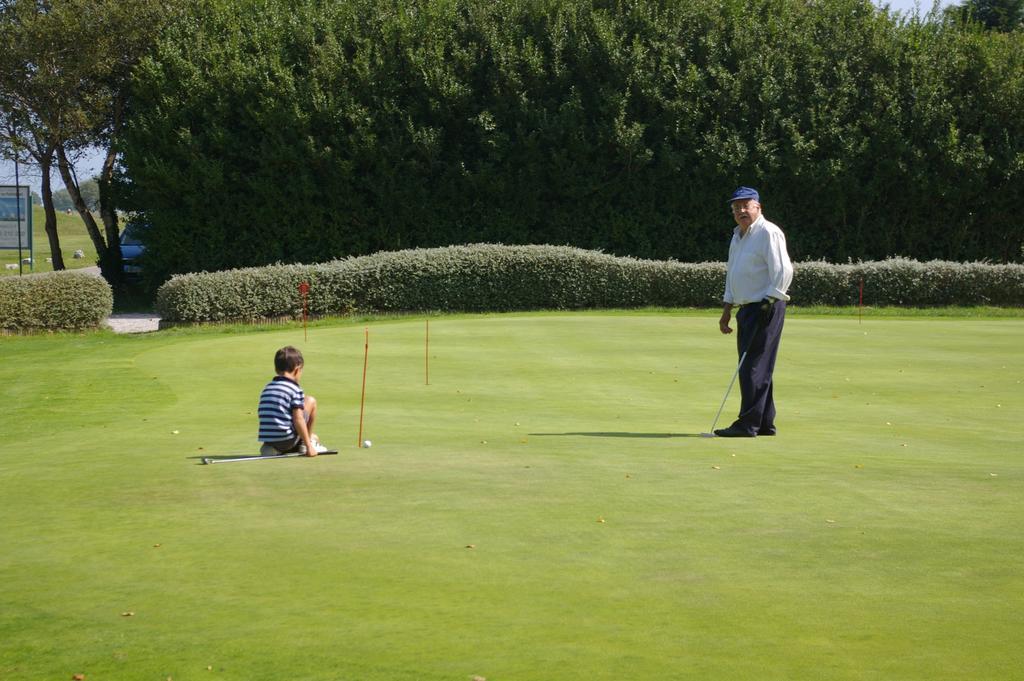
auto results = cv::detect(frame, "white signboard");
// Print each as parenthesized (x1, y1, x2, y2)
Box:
(0, 185, 32, 251)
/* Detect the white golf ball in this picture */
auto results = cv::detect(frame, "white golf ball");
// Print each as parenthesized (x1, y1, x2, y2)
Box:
(362, 440, 372, 448)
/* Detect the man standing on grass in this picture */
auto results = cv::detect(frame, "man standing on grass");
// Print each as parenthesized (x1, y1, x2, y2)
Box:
(716, 187, 793, 437)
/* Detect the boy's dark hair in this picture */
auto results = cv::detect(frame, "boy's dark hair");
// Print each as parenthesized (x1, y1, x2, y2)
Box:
(274, 346, 304, 373)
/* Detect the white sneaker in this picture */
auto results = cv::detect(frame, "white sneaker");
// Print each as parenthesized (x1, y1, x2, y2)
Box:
(313, 440, 330, 454)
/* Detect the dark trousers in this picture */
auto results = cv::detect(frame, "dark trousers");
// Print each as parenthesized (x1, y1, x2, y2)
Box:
(732, 300, 786, 434)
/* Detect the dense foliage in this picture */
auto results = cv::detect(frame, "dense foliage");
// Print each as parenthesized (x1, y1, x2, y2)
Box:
(120, 0, 1024, 286)
(154, 244, 1024, 323)
(0, 271, 113, 331)
(948, 0, 1024, 31)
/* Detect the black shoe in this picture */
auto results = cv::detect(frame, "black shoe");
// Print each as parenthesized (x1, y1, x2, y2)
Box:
(713, 426, 756, 438)
(757, 427, 776, 436)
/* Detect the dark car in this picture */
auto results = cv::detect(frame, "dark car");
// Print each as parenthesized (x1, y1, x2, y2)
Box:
(119, 223, 145, 277)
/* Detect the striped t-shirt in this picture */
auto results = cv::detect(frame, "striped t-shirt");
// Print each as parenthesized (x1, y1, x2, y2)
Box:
(257, 376, 305, 443)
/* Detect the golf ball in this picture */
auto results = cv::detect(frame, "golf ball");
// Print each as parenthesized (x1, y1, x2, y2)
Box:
(362, 440, 372, 448)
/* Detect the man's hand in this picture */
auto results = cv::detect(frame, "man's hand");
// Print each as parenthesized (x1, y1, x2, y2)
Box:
(759, 298, 776, 327)
(719, 306, 733, 335)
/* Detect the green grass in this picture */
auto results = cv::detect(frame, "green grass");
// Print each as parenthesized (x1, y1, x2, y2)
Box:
(0, 205, 99, 275)
(1, 312, 1022, 680)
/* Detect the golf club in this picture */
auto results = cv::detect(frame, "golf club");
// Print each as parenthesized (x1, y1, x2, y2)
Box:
(202, 450, 338, 464)
(700, 351, 749, 438)
(701, 311, 764, 437)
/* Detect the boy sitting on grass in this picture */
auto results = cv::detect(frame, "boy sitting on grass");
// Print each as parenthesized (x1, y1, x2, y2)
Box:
(258, 346, 329, 456)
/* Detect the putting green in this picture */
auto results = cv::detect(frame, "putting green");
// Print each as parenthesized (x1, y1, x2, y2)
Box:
(1, 312, 1021, 680)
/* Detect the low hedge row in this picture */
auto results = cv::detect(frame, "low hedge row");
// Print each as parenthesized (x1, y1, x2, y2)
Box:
(0, 271, 113, 331)
(155, 245, 719, 322)
(155, 245, 1024, 324)
(793, 258, 1024, 306)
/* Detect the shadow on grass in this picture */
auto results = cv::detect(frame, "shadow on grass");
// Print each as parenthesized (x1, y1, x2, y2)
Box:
(529, 431, 705, 439)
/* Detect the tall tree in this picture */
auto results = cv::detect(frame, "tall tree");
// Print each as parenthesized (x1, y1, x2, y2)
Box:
(948, 0, 1024, 30)
(0, 0, 176, 283)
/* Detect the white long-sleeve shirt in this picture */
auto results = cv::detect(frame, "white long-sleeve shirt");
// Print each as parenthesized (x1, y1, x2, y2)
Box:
(723, 214, 793, 305)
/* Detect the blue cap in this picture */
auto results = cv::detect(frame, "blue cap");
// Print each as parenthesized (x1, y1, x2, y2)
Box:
(727, 186, 759, 204)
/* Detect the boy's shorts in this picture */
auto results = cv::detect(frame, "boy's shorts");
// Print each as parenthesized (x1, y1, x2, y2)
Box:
(264, 436, 301, 453)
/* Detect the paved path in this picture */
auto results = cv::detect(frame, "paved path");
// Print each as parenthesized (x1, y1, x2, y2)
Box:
(106, 313, 162, 334)
(79, 267, 163, 333)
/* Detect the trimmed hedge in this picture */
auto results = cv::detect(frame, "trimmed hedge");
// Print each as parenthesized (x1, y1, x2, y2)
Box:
(122, 0, 1024, 287)
(155, 245, 1024, 324)
(0, 271, 114, 331)
(792, 258, 1024, 306)
(157, 245, 725, 322)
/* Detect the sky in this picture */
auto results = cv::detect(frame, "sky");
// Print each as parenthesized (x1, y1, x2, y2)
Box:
(0, 0, 959, 197)
(880, 0, 957, 14)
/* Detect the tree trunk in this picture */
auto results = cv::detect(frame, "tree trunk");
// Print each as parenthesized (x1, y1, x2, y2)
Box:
(98, 145, 120, 256)
(54, 144, 120, 283)
(98, 94, 123, 245)
(95, 145, 123, 285)
(38, 152, 66, 271)
(98, 97, 123, 254)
